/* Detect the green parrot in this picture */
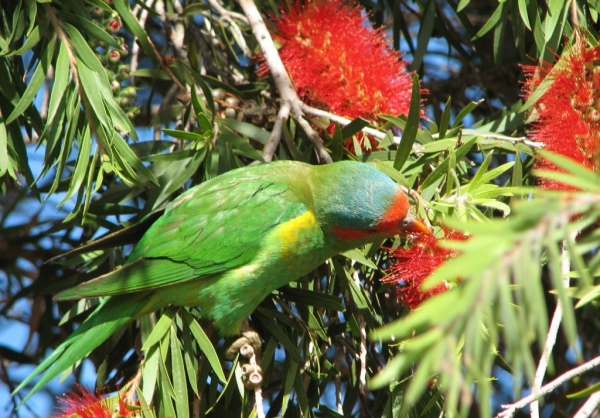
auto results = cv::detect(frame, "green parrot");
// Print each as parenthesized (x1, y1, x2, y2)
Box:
(15, 160, 427, 400)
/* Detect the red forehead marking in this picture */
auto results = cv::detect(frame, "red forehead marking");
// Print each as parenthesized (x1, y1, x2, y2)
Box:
(375, 192, 409, 232)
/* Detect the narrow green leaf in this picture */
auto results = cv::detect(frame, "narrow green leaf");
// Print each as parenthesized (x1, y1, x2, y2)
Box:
(220, 128, 265, 161)
(517, 0, 531, 30)
(217, 118, 270, 144)
(110, 131, 158, 186)
(341, 249, 378, 270)
(45, 41, 70, 122)
(331, 123, 344, 162)
(6, 37, 54, 124)
(438, 97, 451, 139)
(9, 20, 46, 56)
(170, 328, 189, 418)
(0, 122, 9, 177)
(519, 75, 554, 113)
(472, 2, 505, 40)
(537, 150, 600, 189)
(61, 12, 121, 49)
(466, 151, 494, 192)
(181, 326, 199, 397)
(492, 0, 510, 64)
(281, 358, 299, 415)
(512, 152, 523, 186)
(255, 312, 302, 362)
(63, 23, 110, 84)
(340, 117, 370, 140)
(142, 309, 175, 353)
(162, 129, 206, 142)
(60, 127, 92, 205)
(567, 382, 600, 399)
(418, 139, 457, 154)
(411, 0, 435, 71)
(278, 287, 344, 311)
(452, 100, 484, 129)
(113, 0, 157, 65)
(181, 309, 226, 382)
(457, 0, 470, 12)
(393, 74, 421, 171)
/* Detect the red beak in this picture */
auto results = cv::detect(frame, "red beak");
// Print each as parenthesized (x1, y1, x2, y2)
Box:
(406, 218, 430, 234)
(402, 210, 431, 234)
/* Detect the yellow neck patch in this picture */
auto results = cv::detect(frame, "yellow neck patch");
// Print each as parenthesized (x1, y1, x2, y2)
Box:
(276, 211, 319, 256)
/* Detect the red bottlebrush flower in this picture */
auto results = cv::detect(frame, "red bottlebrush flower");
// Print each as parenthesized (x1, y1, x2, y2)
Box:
(523, 37, 600, 189)
(263, 0, 419, 153)
(52, 385, 137, 418)
(383, 228, 467, 310)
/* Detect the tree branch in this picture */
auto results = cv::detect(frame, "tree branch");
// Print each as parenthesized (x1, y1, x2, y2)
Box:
(497, 355, 600, 418)
(237, 0, 332, 163)
(530, 236, 572, 418)
(573, 390, 600, 418)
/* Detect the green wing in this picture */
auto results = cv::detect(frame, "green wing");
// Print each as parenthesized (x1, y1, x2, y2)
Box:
(57, 165, 310, 299)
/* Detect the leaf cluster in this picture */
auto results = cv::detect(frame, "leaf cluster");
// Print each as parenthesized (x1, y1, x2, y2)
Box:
(2, 1, 600, 418)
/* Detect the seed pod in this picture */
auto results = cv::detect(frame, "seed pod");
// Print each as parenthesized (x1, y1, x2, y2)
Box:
(243, 104, 258, 119)
(225, 96, 239, 107)
(123, 86, 137, 98)
(116, 64, 131, 81)
(239, 343, 254, 358)
(224, 108, 237, 118)
(248, 371, 263, 386)
(107, 50, 121, 64)
(110, 80, 121, 92)
(118, 96, 131, 107)
(91, 7, 104, 18)
(241, 364, 255, 375)
(211, 89, 225, 100)
(251, 112, 264, 126)
(118, 43, 129, 57)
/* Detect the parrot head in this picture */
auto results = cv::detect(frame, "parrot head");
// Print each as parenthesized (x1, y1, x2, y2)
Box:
(312, 161, 429, 241)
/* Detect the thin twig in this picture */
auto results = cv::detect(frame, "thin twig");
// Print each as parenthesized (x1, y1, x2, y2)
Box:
(301, 103, 390, 142)
(530, 237, 572, 418)
(207, 0, 249, 24)
(573, 390, 600, 418)
(248, 350, 265, 418)
(497, 355, 600, 417)
(205, 0, 250, 56)
(455, 129, 544, 149)
(237, 0, 332, 163)
(352, 271, 368, 398)
(130, 0, 153, 87)
(571, 0, 579, 28)
(333, 348, 345, 415)
(262, 101, 291, 162)
(144, 0, 187, 93)
(302, 103, 545, 149)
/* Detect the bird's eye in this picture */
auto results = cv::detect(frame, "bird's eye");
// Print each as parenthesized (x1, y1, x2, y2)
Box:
(366, 228, 377, 234)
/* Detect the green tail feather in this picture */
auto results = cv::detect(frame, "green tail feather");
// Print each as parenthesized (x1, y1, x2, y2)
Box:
(14, 293, 156, 405)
